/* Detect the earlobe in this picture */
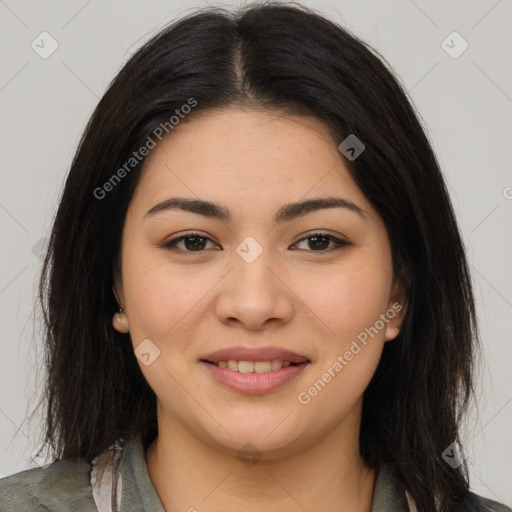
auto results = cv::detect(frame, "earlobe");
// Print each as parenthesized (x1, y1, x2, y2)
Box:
(385, 273, 408, 342)
(383, 299, 405, 342)
(384, 324, 400, 342)
(111, 283, 129, 332)
(112, 311, 130, 333)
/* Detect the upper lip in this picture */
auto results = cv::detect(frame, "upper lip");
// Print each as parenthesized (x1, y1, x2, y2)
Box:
(201, 346, 310, 364)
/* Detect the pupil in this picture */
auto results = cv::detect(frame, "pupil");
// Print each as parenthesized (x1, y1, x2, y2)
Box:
(185, 236, 206, 251)
(310, 236, 328, 251)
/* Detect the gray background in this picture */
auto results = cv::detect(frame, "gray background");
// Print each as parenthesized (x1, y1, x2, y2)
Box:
(1, 0, 511, 506)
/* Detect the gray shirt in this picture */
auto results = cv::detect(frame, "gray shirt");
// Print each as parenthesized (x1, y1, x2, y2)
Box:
(1, 434, 510, 511)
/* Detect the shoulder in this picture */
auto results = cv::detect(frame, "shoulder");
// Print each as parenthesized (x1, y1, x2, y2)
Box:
(377, 462, 511, 512)
(0, 457, 97, 511)
(470, 492, 512, 512)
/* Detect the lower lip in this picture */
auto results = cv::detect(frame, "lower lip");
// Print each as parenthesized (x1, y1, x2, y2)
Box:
(200, 361, 309, 395)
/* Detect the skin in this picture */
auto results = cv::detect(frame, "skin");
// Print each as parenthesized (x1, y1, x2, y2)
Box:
(113, 107, 406, 512)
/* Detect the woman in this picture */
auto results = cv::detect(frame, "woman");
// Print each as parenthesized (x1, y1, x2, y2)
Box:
(0, 2, 509, 511)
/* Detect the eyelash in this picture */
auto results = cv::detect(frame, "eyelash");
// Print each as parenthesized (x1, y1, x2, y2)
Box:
(162, 231, 351, 255)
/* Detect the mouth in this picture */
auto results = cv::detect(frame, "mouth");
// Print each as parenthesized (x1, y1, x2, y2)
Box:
(199, 352, 310, 394)
(199, 346, 311, 394)
(200, 359, 306, 373)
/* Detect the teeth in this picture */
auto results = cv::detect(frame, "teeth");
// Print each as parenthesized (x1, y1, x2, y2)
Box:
(227, 360, 239, 371)
(216, 359, 293, 373)
(239, 361, 255, 373)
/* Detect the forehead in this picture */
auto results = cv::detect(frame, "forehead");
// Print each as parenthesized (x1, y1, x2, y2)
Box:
(129, 107, 376, 221)
(144, 107, 338, 167)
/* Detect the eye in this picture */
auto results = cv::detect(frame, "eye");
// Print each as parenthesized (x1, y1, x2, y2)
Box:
(292, 232, 351, 253)
(162, 232, 219, 254)
(162, 231, 350, 255)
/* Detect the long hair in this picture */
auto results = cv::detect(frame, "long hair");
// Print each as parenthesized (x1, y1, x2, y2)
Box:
(34, 3, 480, 510)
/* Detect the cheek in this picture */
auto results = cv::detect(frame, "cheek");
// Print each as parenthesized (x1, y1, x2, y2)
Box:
(121, 243, 199, 345)
(295, 264, 391, 417)
(295, 255, 393, 343)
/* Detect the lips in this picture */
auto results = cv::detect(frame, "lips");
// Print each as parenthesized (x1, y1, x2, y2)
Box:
(199, 346, 311, 394)
(200, 346, 310, 364)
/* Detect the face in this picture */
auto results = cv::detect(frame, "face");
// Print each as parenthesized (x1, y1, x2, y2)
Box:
(113, 107, 405, 458)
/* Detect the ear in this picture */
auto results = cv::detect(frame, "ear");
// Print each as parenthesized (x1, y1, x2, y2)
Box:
(112, 279, 130, 333)
(384, 274, 408, 342)
(112, 280, 124, 309)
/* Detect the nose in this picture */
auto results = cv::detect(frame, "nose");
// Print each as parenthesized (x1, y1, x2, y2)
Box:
(214, 252, 294, 331)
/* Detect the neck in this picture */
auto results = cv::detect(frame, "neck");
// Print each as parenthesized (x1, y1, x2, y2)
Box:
(145, 405, 376, 512)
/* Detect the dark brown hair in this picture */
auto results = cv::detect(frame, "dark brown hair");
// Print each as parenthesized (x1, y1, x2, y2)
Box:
(34, 2, 483, 510)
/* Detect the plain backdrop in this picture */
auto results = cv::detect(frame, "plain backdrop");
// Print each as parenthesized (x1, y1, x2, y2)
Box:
(0, 0, 511, 506)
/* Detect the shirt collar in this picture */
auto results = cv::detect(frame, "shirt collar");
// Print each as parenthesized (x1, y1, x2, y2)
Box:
(119, 434, 408, 511)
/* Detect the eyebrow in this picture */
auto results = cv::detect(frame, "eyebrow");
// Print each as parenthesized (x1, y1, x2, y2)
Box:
(144, 196, 366, 223)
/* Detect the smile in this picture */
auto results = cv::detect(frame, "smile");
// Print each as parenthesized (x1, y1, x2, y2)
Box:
(209, 359, 296, 372)
(200, 360, 310, 394)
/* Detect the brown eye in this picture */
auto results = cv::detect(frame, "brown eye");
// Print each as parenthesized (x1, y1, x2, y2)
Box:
(162, 231, 350, 255)
(163, 233, 218, 253)
(293, 232, 350, 253)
